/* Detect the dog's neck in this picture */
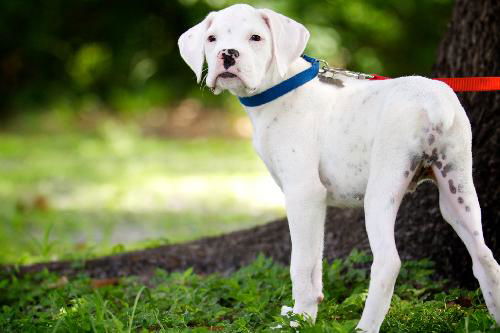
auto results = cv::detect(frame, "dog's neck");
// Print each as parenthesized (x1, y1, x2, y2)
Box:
(241, 56, 312, 133)
(248, 56, 311, 97)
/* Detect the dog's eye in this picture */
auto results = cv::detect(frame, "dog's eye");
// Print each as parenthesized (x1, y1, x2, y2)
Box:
(207, 35, 216, 42)
(250, 34, 261, 41)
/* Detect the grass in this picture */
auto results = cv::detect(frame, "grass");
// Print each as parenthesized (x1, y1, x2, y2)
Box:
(1, 250, 498, 332)
(0, 121, 284, 264)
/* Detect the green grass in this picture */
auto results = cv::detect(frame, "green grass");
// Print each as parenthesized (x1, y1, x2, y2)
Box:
(1, 251, 497, 332)
(0, 121, 284, 264)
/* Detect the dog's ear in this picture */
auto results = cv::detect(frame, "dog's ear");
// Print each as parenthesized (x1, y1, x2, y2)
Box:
(258, 9, 310, 78)
(178, 12, 216, 83)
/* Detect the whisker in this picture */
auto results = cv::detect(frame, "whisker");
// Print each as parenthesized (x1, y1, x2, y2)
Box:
(199, 72, 209, 92)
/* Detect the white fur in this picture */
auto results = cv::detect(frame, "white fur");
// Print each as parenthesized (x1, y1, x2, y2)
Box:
(179, 4, 500, 332)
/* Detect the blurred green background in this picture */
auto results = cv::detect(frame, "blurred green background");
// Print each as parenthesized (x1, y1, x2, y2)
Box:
(1, 0, 453, 114)
(0, 0, 453, 264)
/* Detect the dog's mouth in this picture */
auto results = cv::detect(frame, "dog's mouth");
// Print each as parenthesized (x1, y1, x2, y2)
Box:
(210, 71, 253, 96)
(217, 72, 238, 79)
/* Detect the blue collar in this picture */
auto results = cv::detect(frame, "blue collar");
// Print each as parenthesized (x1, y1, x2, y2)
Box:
(238, 55, 319, 107)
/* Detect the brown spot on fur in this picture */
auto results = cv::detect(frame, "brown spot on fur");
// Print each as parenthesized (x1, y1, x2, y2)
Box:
(441, 163, 453, 177)
(465, 206, 471, 212)
(430, 148, 438, 162)
(458, 197, 464, 204)
(428, 134, 435, 145)
(435, 124, 444, 134)
(423, 149, 438, 165)
(404, 170, 410, 178)
(435, 161, 443, 169)
(449, 179, 457, 194)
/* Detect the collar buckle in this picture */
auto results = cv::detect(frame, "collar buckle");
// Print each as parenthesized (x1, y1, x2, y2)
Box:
(318, 58, 374, 80)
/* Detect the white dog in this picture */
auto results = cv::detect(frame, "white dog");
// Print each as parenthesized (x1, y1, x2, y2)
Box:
(178, 4, 500, 332)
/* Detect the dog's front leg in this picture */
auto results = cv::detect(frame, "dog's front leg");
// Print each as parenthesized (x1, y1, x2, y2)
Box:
(284, 183, 327, 322)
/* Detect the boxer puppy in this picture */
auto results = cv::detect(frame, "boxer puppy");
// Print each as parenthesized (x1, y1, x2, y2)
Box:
(178, 4, 500, 332)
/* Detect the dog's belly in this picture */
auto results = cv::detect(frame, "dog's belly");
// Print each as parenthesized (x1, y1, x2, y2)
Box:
(317, 99, 379, 208)
(319, 147, 370, 208)
(323, 177, 368, 208)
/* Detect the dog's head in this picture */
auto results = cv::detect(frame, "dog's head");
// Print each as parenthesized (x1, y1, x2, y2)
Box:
(178, 4, 309, 97)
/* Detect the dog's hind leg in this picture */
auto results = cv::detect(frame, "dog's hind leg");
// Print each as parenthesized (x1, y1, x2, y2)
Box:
(432, 143, 500, 324)
(356, 151, 418, 333)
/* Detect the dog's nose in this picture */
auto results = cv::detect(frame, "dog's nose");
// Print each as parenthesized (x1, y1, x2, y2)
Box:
(226, 48, 239, 58)
(219, 49, 240, 69)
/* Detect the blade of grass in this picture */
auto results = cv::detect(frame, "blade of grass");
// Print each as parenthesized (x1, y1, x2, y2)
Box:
(154, 309, 166, 332)
(106, 309, 125, 332)
(127, 286, 145, 333)
(51, 317, 63, 333)
(89, 310, 98, 333)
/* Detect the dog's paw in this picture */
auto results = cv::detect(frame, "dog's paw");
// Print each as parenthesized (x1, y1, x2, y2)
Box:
(280, 305, 293, 316)
(280, 305, 300, 328)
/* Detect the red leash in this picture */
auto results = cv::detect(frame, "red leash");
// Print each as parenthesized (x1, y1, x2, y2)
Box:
(369, 75, 500, 92)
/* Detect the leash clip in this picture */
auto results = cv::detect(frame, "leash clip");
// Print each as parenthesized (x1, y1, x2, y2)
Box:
(318, 58, 374, 80)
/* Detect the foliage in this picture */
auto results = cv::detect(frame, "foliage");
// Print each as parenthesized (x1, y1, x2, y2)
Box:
(1, 251, 498, 332)
(0, 0, 453, 114)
